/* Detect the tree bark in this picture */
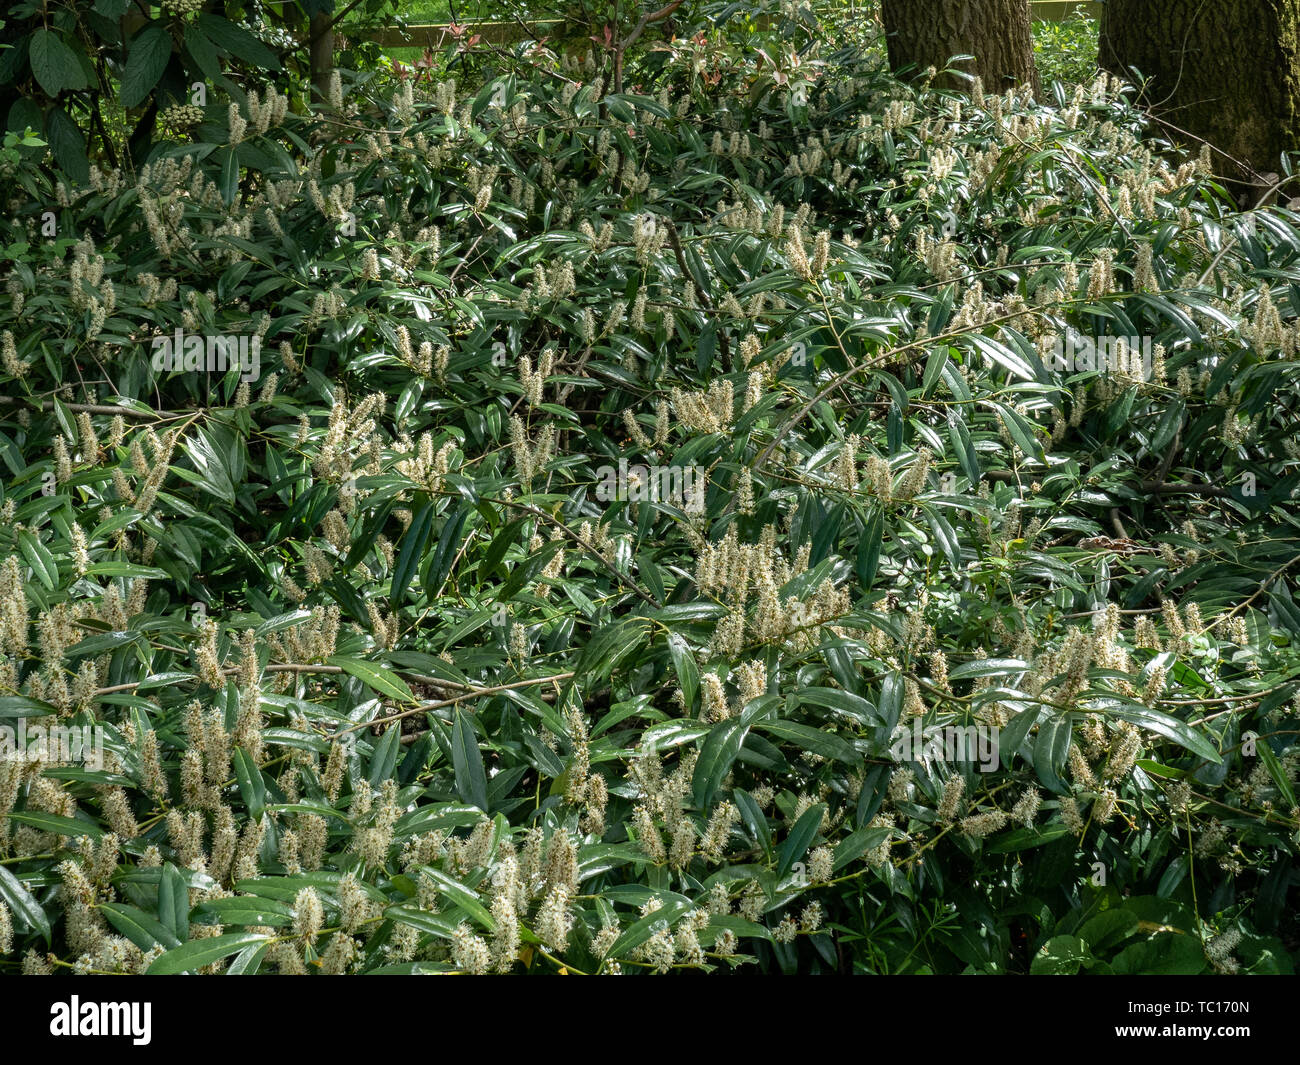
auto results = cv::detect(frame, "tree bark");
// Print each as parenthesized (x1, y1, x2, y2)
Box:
(880, 0, 1040, 97)
(310, 11, 335, 108)
(1100, 0, 1300, 186)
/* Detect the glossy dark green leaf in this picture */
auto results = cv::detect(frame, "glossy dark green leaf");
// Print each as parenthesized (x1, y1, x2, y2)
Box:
(147, 933, 272, 974)
(692, 716, 750, 810)
(326, 656, 417, 704)
(667, 633, 700, 713)
(0, 865, 50, 943)
(451, 707, 489, 812)
(391, 500, 434, 604)
(197, 14, 281, 69)
(777, 803, 825, 878)
(232, 746, 267, 821)
(102, 902, 182, 951)
(158, 862, 190, 942)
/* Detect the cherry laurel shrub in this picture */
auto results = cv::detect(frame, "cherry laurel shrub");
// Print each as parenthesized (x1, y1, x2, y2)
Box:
(0, 8, 1298, 974)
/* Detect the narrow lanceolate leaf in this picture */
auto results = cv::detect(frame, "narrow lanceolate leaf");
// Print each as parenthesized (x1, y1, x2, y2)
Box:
(1034, 713, 1074, 794)
(326, 656, 417, 704)
(0, 696, 60, 719)
(796, 686, 881, 725)
(368, 723, 402, 788)
(425, 505, 470, 599)
(1098, 703, 1222, 764)
(667, 633, 700, 713)
(451, 707, 489, 812)
(692, 716, 750, 810)
(758, 720, 859, 764)
(101, 902, 181, 951)
(413, 866, 496, 931)
(8, 810, 103, 838)
(947, 658, 1030, 681)
(197, 13, 281, 69)
(777, 804, 825, 878)
(218, 146, 239, 207)
(147, 933, 273, 974)
(18, 529, 57, 590)
(1256, 739, 1297, 810)
(0, 866, 51, 943)
(158, 862, 190, 942)
(606, 897, 696, 960)
(833, 826, 892, 871)
(193, 897, 294, 928)
(232, 746, 267, 821)
(225, 941, 271, 975)
(732, 788, 772, 860)
(390, 499, 434, 604)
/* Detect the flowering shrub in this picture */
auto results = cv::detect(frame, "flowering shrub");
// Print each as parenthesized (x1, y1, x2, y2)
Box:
(0, 5, 1297, 974)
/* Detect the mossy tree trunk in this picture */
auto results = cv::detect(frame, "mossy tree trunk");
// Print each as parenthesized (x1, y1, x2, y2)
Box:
(1100, 0, 1300, 186)
(880, 0, 1040, 96)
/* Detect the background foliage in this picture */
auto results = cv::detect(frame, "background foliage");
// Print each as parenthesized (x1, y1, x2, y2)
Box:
(0, 0, 1296, 974)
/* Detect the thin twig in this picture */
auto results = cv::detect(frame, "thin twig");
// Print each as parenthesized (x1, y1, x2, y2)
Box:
(330, 670, 577, 738)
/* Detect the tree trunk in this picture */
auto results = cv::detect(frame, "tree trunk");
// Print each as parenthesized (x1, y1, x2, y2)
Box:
(1100, 0, 1300, 188)
(309, 12, 335, 108)
(880, 0, 1040, 97)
